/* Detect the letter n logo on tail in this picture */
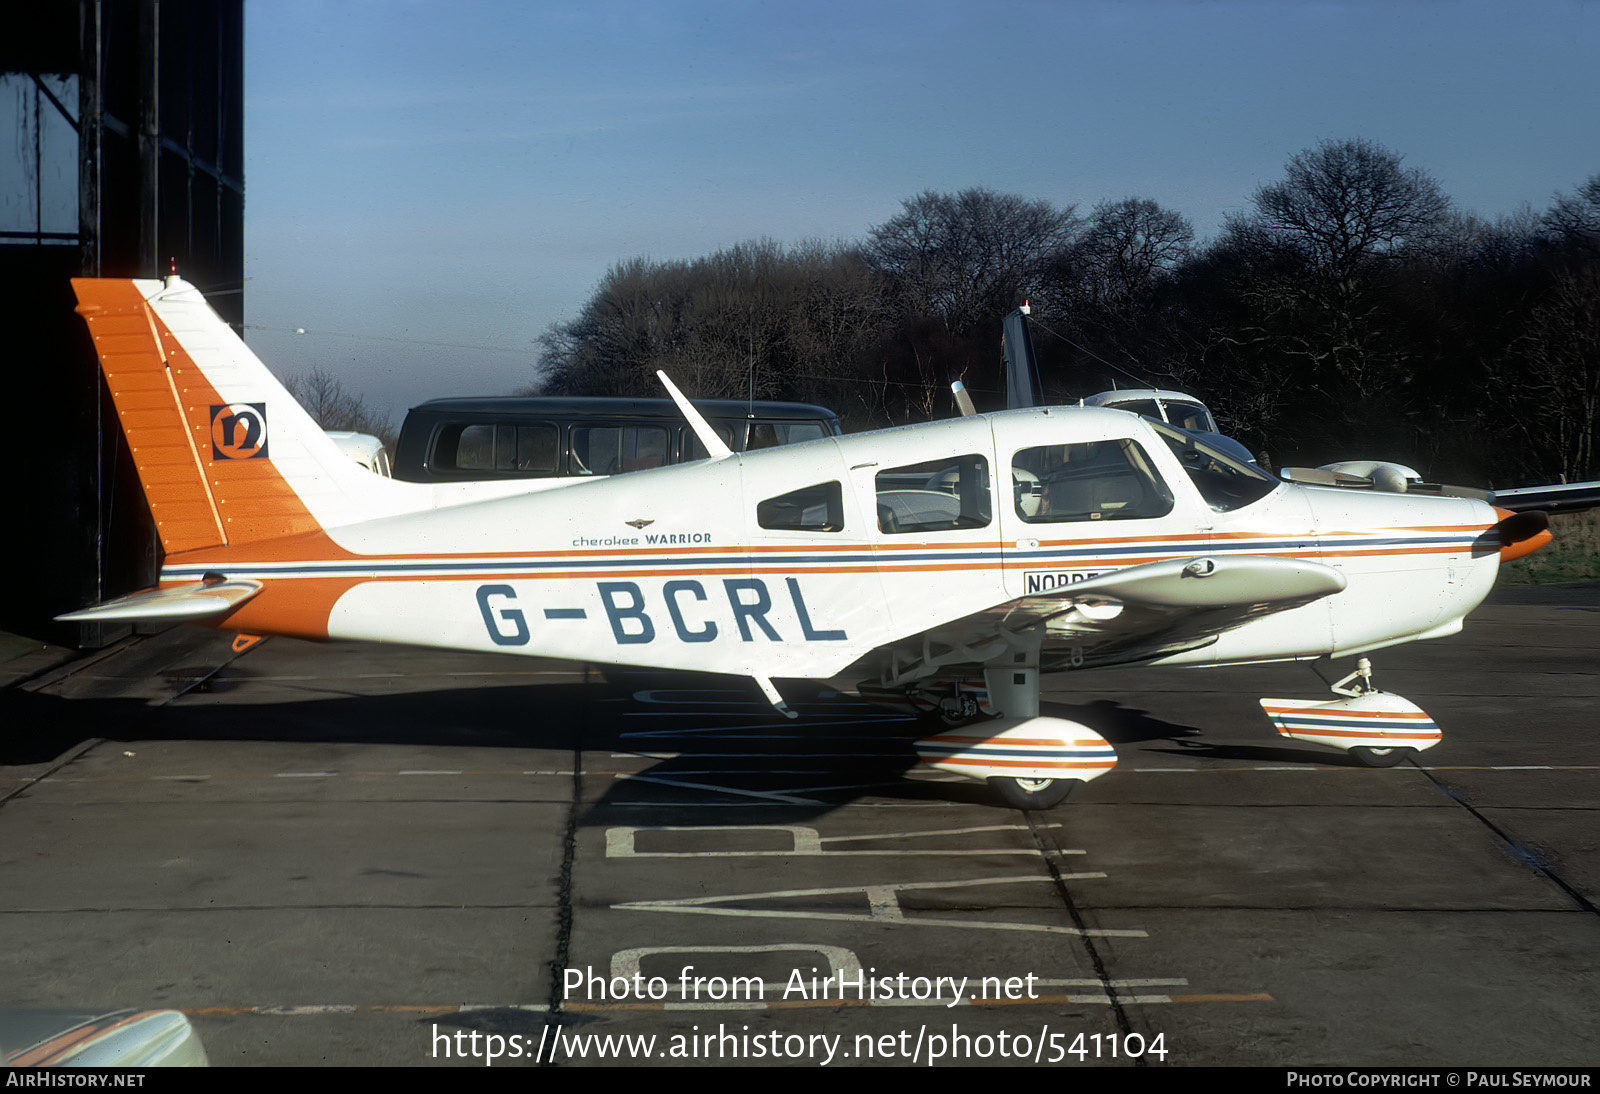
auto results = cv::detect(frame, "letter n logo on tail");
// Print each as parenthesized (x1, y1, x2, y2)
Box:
(211, 403, 269, 460)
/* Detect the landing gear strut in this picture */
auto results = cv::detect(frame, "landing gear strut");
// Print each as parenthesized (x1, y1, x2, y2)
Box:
(911, 628, 1117, 810)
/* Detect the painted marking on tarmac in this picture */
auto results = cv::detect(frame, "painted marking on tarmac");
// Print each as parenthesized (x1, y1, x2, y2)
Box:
(615, 774, 832, 806)
(606, 822, 1084, 858)
(20, 764, 1598, 788)
(182, 986, 1272, 1017)
(615, 875, 1145, 938)
(26, 769, 584, 784)
(1125, 765, 1600, 773)
(235, 670, 583, 681)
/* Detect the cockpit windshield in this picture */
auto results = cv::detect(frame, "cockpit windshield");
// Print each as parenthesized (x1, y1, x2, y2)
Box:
(1148, 420, 1279, 512)
(1163, 400, 1217, 433)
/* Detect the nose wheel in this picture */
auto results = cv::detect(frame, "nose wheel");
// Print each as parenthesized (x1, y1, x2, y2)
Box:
(1348, 745, 1413, 768)
(1260, 658, 1442, 766)
(987, 776, 1078, 810)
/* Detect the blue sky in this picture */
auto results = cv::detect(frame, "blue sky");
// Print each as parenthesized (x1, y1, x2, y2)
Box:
(242, 0, 1600, 419)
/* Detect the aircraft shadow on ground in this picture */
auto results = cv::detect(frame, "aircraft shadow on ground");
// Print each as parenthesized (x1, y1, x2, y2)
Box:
(0, 666, 956, 816)
(1039, 696, 1370, 767)
(3, 662, 1360, 814)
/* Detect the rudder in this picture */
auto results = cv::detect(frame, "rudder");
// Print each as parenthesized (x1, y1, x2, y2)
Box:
(73, 276, 422, 553)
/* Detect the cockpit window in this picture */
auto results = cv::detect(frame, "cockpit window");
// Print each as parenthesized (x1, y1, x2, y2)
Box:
(875, 455, 991, 534)
(1164, 401, 1216, 433)
(1012, 440, 1174, 522)
(1108, 398, 1162, 419)
(1148, 420, 1279, 511)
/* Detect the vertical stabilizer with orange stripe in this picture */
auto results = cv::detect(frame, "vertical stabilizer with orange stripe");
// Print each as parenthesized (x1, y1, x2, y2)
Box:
(72, 277, 427, 555)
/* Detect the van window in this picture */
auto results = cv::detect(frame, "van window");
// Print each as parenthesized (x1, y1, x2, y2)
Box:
(444, 422, 558, 474)
(681, 423, 738, 461)
(876, 455, 991, 534)
(393, 396, 842, 483)
(454, 424, 497, 471)
(571, 425, 670, 475)
(757, 481, 844, 532)
(1012, 440, 1174, 522)
(748, 420, 829, 450)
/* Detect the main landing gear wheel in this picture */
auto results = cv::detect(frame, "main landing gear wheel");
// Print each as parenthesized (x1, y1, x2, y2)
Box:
(987, 776, 1079, 810)
(1349, 745, 1412, 768)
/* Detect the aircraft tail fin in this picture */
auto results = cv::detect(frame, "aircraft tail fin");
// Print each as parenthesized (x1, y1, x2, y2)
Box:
(72, 277, 423, 554)
(1001, 304, 1043, 409)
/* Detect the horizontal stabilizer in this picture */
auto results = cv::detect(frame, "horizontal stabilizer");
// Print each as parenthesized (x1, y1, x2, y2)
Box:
(57, 579, 263, 623)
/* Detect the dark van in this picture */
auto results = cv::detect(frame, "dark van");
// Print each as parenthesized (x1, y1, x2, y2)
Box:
(392, 396, 843, 482)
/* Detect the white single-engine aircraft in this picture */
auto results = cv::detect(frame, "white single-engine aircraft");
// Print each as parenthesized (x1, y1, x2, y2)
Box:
(61, 276, 1554, 809)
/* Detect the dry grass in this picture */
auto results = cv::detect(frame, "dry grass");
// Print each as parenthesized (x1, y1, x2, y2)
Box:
(1499, 509, 1600, 584)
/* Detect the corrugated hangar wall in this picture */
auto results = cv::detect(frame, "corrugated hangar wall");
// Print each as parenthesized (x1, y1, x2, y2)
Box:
(0, 0, 244, 645)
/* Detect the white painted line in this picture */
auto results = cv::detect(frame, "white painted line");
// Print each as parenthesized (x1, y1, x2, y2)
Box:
(615, 752, 912, 759)
(612, 801, 963, 808)
(616, 875, 1145, 938)
(190, 993, 1265, 1017)
(824, 823, 1061, 843)
(606, 822, 1083, 859)
(617, 774, 825, 805)
(274, 771, 336, 778)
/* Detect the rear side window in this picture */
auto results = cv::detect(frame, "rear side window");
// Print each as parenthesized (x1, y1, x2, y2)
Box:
(1012, 440, 1173, 522)
(758, 481, 844, 532)
(875, 455, 991, 534)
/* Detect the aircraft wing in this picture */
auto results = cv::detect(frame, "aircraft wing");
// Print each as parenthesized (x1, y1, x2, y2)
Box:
(885, 555, 1347, 675)
(57, 579, 263, 623)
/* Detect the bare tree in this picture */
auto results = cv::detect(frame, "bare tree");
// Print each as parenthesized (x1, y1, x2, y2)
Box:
(1219, 138, 1451, 416)
(285, 366, 395, 445)
(1070, 197, 1195, 318)
(865, 188, 1079, 335)
(535, 240, 886, 421)
(1250, 138, 1450, 273)
(1543, 173, 1600, 254)
(1507, 265, 1600, 482)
